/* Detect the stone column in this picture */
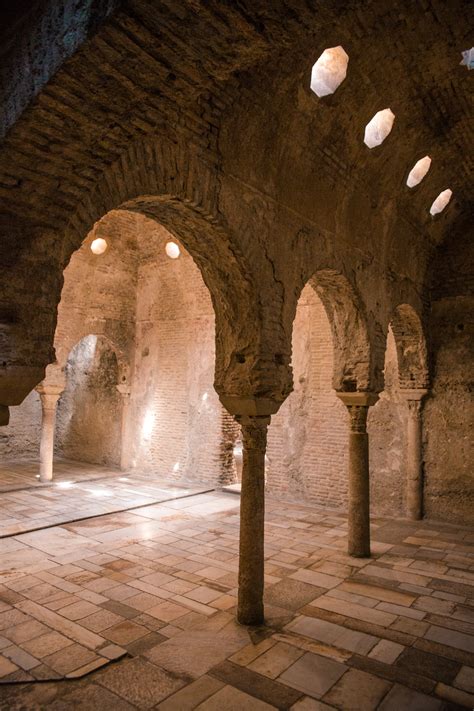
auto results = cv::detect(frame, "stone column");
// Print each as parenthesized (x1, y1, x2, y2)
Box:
(236, 415, 270, 626)
(116, 384, 131, 470)
(401, 389, 428, 520)
(36, 384, 64, 483)
(337, 392, 379, 558)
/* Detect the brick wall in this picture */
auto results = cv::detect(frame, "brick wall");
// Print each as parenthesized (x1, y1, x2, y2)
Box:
(127, 222, 224, 484)
(267, 284, 349, 508)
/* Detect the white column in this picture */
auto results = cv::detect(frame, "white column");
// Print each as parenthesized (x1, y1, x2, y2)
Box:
(401, 389, 428, 520)
(116, 384, 131, 471)
(36, 384, 63, 483)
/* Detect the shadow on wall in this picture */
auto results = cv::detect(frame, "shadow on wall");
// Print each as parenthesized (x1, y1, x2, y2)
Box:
(55, 335, 121, 466)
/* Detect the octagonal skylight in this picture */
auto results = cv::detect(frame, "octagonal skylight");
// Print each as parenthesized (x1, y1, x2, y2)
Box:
(406, 156, 432, 188)
(364, 108, 395, 148)
(430, 189, 452, 216)
(310, 46, 349, 97)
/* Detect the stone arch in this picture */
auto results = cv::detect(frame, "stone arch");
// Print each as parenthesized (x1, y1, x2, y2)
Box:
(58, 138, 291, 411)
(305, 269, 375, 393)
(389, 304, 429, 389)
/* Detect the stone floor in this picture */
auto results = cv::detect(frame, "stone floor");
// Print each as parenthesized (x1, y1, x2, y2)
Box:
(0, 460, 211, 536)
(0, 466, 472, 709)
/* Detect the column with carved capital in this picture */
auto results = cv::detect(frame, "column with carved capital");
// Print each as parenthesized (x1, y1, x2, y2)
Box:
(337, 392, 379, 557)
(401, 389, 428, 520)
(36, 384, 64, 483)
(116, 384, 131, 470)
(236, 414, 270, 625)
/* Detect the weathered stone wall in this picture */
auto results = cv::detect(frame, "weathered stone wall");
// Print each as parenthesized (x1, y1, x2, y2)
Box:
(127, 221, 224, 485)
(0, 390, 41, 461)
(423, 228, 474, 524)
(267, 284, 348, 507)
(56, 334, 121, 465)
(368, 328, 407, 517)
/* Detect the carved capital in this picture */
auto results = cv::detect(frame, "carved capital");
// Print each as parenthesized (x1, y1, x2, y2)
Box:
(236, 415, 270, 451)
(36, 384, 63, 410)
(346, 405, 369, 433)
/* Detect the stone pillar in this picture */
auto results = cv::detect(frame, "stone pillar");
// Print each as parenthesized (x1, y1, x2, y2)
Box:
(236, 415, 270, 626)
(401, 389, 428, 520)
(116, 384, 131, 470)
(337, 392, 379, 558)
(36, 384, 64, 483)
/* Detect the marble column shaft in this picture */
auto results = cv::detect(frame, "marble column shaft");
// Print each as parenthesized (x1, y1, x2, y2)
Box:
(36, 385, 63, 483)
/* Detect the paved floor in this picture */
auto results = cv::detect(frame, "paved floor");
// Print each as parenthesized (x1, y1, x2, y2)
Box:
(0, 466, 472, 709)
(0, 460, 211, 536)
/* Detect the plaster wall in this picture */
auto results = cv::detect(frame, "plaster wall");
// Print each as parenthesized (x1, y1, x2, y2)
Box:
(56, 335, 122, 465)
(0, 389, 41, 461)
(368, 328, 407, 518)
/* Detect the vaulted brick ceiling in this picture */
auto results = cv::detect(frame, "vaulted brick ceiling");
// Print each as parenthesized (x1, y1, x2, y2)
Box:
(0, 0, 471, 243)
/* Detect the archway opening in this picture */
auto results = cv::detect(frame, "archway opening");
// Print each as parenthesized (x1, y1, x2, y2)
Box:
(267, 282, 348, 508)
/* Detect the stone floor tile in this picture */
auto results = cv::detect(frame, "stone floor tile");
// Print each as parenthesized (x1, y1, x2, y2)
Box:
(80, 608, 123, 632)
(391, 617, 429, 637)
(248, 641, 304, 679)
(21, 630, 73, 657)
(43, 643, 98, 675)
(395, 647, 460, 684)
(209, 659, 302, 708)
(454, 664, 474, 693)
(279, 652, 347, 698)
(157, 675, 225, 710)
(368, 639, 404, 664)
(290, 698, 335, 710)
(265, 579, 325, 611)
(377, 684, 442, 710)
(229, 637, 276, 666)
(322, 669, 391, 710)
(96, 657, 186, 709)
(196, 684, 275, 710)
(0, 654, 18, 677)
(49, 683, 135, 710)
(376, 602, 426, 620)
(145, 627, 249, 678)
(184, 586, 222, 604)
(290, 569, 342, 590)
(3, 619, 47, 644)
(102, 620, 149, 645)
(425, 625, 474, 653)
(146, 600, 189, 622)
(310, 596, 397, 627)
(286, 615, 378, 655)
(58, 599, 100, 620)
(16, 600, 105, 649)
(338, 581, 416, 607)
(435, 682, 474, 708)
(3, 644, 40, 671)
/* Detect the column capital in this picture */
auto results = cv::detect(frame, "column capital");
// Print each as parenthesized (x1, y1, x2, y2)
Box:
(219, 395, 280, 418)
(400, 388, 429, 402)
(236, 415, 270, 451)
(36, 384, 63, 410)
(336, 391, 379, 408)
